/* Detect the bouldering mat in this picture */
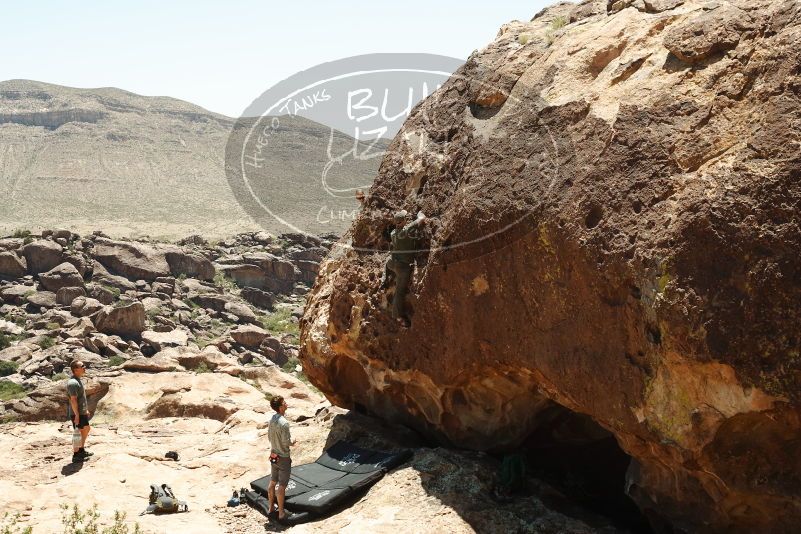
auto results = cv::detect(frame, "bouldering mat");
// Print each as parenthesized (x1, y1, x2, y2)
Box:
(248, 441, 412, 523)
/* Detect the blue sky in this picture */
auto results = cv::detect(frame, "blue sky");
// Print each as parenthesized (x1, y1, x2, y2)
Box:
(0, 1, 553, 117)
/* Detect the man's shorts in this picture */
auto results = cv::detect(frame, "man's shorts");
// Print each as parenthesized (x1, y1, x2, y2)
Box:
(72, 414, 90, 429)
(270, 456, 292, 486)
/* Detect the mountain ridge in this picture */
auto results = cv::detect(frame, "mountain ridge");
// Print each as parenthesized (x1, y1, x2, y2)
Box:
(0, 79, 381, 240)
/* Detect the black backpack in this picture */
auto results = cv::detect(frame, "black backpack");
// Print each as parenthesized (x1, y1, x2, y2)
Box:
(142, 484, 189, 514)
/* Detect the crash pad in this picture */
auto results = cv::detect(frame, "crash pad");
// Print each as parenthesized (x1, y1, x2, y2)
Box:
(249, 441, 412, 523)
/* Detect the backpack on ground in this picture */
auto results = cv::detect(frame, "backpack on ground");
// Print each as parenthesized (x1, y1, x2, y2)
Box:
(142, 483, 189, 515)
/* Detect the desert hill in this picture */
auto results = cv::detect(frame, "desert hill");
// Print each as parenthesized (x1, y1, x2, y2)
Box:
(0, 80, 382, 240)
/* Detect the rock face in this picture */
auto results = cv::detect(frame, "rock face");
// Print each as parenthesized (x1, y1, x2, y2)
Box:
(0, 251, 26, 279)
(94, 301, 146, 337)
(92, 238, 171, 281)
(20, 240, 63, 274)
(38, 262, 84, 293)
(300, 1, 801, 531)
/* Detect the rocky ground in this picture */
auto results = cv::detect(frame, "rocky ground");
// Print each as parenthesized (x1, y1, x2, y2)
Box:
(0, 228, 622, 533)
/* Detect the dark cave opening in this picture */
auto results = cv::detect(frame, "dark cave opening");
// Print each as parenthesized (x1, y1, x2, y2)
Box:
(519, 403, 653, 533)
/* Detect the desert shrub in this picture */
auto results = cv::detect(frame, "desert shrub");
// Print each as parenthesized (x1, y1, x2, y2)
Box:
(101, 285, 121, 299)
(195, 362, 211, 374)
(108, 355, 126, 367)
(552, 15, 567, 30)
(60, 503, 142, 534)
(0, 361, 18, 377)
(37, 336, 56, 349)
(0, 382, 26, 402)
(0, 333, 26, 351)
(0, 512, 32, 534)
(11, 229, 31, 239)
(260, 308, 299, 337)
(213, 271, 238, 291)
(51, 372, 68, 381)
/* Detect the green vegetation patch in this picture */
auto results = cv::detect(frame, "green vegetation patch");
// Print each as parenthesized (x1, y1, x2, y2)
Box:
(0, 361, 18, 377)
(0, 381, 27, 402)
(260, 307, 299, 337)
(37, 336, 56, 349)
(60, 503, 142, 534)
(0, 333, 25, 351)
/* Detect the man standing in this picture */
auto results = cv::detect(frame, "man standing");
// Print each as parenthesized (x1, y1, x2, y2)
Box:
(66, 360, 93, 463)
(267, 395, 294, 522)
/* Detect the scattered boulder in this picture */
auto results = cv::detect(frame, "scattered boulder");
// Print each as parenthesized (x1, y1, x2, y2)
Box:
(244, 252, 299, 280)
(0, 319, 23, 336)
(177, 234, 208, 246)
(151, 276, 175, 296)
(70, 296, 104, 317)
(25, 291, 57, 309)
(0, 237, 25, 251)
(38, 262, 84, 293)
(20, 240, 63, 274)
(63, 253, 93, 277)
(92, 238, 170, 281)
(94, 301, 146, 337)
(56, 286, 86, 306)
(0, 285, 33, 305)
(240, 287, 275, 310)
(173, 346, 237, 371)
(0, 345, 33, 365)
(2, 376, 110, 422)
(164, 249, 215, 281)
(122, 353, 185, 373)
(65, 316, 95, 338)
(141, 329, 189, 352)
(180, 278, 219, 294)
(85, 282, 117, 304)
(223, 301, 257, 324)
(230, 324, 268, 349)
(144, 372, 264, 421)
(90, 262, 136, 292)
(0, 252, 27, 279)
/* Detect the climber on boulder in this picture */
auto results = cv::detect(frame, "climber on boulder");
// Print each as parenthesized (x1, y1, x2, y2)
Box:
(380, 210, 427, 324)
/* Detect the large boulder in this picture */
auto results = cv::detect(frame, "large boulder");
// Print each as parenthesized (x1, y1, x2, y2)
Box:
(0, 252, 27, 279)
(164, 249, 215, 281)
(218, 263, 296, 294)
(94, 301, 146, 337)
(122, 353, 185, 373)
(25, 291, 57, 309)
(91, 238, 170, 281)
(38, 262, 84, 293)
(70, 296, 104, 317)
(1, 376, 110, 421)
(240, 287, 275, 310)
(90, 261, 136, 292)
(56, 286, 86, 306)
(299, 1, 801, 531)
(0, 285, 33, 305)
(20, 240, 63, 274)
(230, 324, 268, 349)
(140, 329, 189, 352)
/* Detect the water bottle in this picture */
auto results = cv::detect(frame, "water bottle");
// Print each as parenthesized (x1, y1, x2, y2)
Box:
(72, 427, 82, 449)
